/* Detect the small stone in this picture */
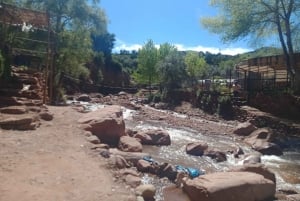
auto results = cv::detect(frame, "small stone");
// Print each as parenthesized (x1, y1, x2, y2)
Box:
(84, 131, 92, 137)
(86, 135, 101, 144)
(39, 111, 54, 121)
(135, 184, 156, 200)
(124, 174, 141, 188)
(136, 196, 145, 201)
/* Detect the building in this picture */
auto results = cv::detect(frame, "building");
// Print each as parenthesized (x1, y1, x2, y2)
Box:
(235, 53, 300, 92)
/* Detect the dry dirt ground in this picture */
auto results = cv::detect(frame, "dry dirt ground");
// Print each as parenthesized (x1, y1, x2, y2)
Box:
(0, 106, 134, 201)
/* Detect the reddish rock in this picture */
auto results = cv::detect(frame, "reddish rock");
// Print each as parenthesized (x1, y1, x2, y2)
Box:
(183, 172, 276, 201)
(204, 148, 227, 162)
(244, 128, 283, 156)
(0, 106, 28, 114)
(76, 94, 91, 102)
(118, 136, 143, 152)
(39, 111, 54, 121)
(134, 129, 171, 145)
(157, 163, 177, 181)
(135, 184, 156, 201)
(230, 164, 276, 184)
(286, 194, 300, 201)
(136, 159, 153, 173)
(186, 142, 208, 156)
(109, 155, 130, 169)
(233, 122, 256, 136)
(78, 105, 125, 145)
(124, 174, 141, 188)
(0, 114, 39, 130)
(241, 153, 262, 164)
(86, 135, 101, 144)
(109, 148, 150, 165)
(163, 185, 191, 201)
(119, 168, 140, 177)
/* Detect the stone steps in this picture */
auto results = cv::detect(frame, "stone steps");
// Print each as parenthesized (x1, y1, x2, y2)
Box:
(0, 113, 40, 130)
(0, 66, 49, 130)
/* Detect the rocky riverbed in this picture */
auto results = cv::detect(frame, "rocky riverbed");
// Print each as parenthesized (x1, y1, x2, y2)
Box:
(70, 92, 300, 201)
(1, 90, 299, 201)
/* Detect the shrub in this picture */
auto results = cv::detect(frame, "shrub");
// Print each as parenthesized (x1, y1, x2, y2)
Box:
(217, 95, 233, 119)
(147, 92, 162, 103)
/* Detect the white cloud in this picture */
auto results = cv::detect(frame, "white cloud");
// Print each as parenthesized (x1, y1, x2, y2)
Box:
(113, 39, 251, 56)
(174, 44, 251, 55)
(113, 38, 142, 52)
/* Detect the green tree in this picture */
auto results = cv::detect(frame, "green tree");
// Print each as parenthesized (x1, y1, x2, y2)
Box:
(201, 0, 300, 91)
(185, 51, 208, 86)
(156, 51, 187, 93)
(91, 32, 115, 60)
(23, 0, 108, 100)
(135, 39, 158, 90)
(157, 43, 177, 60)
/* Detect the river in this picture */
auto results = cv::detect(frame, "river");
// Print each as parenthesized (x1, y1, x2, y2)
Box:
(73, 101, 300, 200)
(123, 107, 300, 200)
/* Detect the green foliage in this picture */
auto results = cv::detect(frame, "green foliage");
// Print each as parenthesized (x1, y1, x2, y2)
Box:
(112, 53, 138, 74)
(90, 52, 105, 84)
(157, 43, 177, 60)
(217, 95, 233, 119)
(135, 39, 159, 86)
(201, 0, 274, 43)
(56, 29, 92, 80)
(185, 51, 208, 82)
(201, 0, 300, 87)
(91, 32, 115, 59)
(156, 51, 187, 91)
(147, 92, 162, 103)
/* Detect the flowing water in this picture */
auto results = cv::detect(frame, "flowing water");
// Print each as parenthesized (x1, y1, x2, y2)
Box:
(123, 108, 300, 200)
(70, 101, 300, 200)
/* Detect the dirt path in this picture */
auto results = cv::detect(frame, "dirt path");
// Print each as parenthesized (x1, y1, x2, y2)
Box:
(0, 106, 133, 201)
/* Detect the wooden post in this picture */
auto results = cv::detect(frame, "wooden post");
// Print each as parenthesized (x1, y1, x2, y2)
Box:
(43, 11, 50, 104)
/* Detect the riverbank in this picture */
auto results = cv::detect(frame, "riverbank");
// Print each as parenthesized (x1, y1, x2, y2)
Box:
(1, 92, 299, 201)
(0, 105, 135, 201)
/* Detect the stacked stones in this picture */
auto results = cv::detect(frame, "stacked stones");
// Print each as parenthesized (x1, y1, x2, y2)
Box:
(0, 66, 52, 130)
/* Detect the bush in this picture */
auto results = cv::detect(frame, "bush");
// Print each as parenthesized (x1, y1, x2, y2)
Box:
(217, 95, 233, 119)
(147, 92, 162, 103)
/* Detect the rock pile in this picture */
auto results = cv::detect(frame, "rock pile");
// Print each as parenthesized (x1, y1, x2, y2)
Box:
(0, 66, 52, 130)
(78, 104, 278, 201)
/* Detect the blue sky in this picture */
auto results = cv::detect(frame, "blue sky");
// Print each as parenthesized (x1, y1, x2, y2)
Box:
(100, 0, 252, 55)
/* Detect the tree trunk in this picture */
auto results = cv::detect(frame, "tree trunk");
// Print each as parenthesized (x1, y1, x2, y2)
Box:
(294, 69, 300, 94)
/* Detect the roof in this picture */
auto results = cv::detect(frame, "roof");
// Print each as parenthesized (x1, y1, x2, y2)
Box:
(236, 53, 300, 73)
(0, 3, 49, 29)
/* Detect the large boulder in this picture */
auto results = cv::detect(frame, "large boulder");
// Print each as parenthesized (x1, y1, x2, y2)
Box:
(134, 129, 171, 145)
(244, 128, 283, 156)
(0, 113, 40, 130)
(163, 185, 192, 201)
(233, 122, 257, 136)
(0, 106, 28, 114)
(118, 136, 143, 152)
(183, 172, 276, 201)
(186, 142, 208, 156)
(78, 105, 125, 145)
(230, 164, 276, 184)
